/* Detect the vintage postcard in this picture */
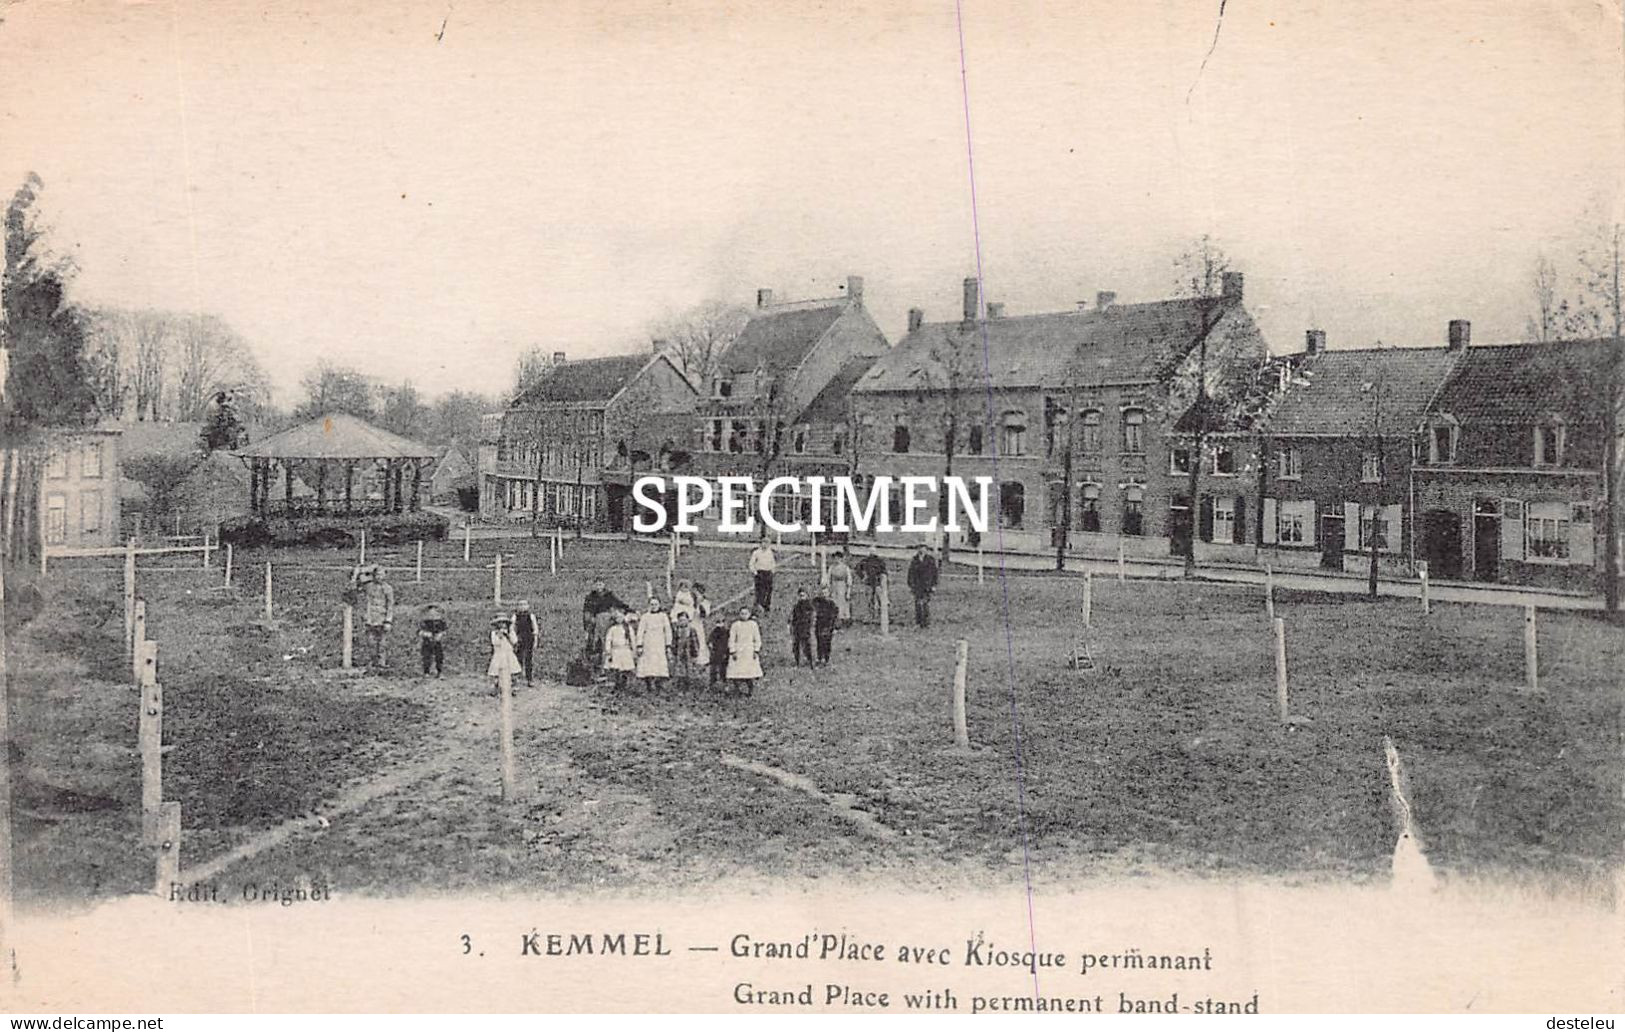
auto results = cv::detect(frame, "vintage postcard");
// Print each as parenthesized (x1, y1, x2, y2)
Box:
(0, 0, 1620, 1017)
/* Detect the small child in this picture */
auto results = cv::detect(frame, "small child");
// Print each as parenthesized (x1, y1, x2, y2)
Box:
(670, 610, 698, 689)
(707, 619, 730, 688)
(727, 605, 763, 696)
(487, 614, 522, 696)
(602, 609, 636, 691)
(418, 604, 448, 677)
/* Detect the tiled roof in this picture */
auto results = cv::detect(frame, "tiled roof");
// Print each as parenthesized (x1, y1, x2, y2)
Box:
(853, 297, 1239, 393)
(234, 413, 438, 460)
(796, 355, 880, 424)
(717, 301, 847, 375)
(1428, 338, 1613, 425)
(1267, 347, 1463, 436)
(510, 352, 655, 406)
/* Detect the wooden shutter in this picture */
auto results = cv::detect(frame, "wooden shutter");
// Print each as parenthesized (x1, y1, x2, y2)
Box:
(1570, 503, 1596, 566)
(1198, 495, 1215, 543)
(1382, 504, 1402, 552)
(1500, 498, 1524, 562)
(1344, 502, 1361, 552)
(1304, 501, 1318, 547)
(1234, 496, 1247, 544)
(1262, 498, 1278, 544)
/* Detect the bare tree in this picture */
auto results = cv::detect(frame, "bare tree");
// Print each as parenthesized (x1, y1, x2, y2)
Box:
(1168, 234, 1232, 578)
(1528, 254, 1565, 343)
(513, 345, 552, 401)
(1561, 222, 1624, 614)
(650, 300, 750, 386)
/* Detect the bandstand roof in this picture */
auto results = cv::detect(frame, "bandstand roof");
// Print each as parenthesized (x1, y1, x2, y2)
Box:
(233, 413, 438, 461)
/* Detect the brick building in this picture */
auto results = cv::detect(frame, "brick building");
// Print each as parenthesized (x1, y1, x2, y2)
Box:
(1413, 332, 1616, 591)
(849, 274, 1266, 554)
(1256, 326, 1465, 574)
(480, 349, 697, 530)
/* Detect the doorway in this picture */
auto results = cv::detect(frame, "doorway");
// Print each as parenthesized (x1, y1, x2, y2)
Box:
(1423, 509, 1463, 580)
(1320, 514, 1344, 570)
(1472, 500, 1500, 582)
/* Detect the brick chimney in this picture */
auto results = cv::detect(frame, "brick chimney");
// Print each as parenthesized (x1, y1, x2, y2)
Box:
(1096, 291, 1117, 310)
(907, 308, 925, 333)
(1305, 329, 1326, 355)
(756, 288, 775, 309)
(651, 338, 668, 354)
(986, 302, 1005, 319)
(845, 275, 864, 303)
(552, 350, 566, 364)
(962, 277, 980, 325)
(1221, 271, 1244, 301)
(1447, 319, 1471, 351)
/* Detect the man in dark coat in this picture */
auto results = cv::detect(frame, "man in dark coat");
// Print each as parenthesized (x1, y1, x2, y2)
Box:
(788, 588, 815, 666)
(906, 543, 939, 629)
(855, 549, 888, 621)
(812, 586, 839, 667)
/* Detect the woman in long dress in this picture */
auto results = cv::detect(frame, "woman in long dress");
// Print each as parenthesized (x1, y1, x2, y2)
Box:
(827, 551, 854, 627)
(602, 610, 636, 690)
(726, 606, 763, 696)
(487, 615, 523, 696)
(634, 597, 673, 689)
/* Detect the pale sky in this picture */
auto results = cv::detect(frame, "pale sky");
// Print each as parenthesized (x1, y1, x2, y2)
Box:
(1, 0, 1621, 406)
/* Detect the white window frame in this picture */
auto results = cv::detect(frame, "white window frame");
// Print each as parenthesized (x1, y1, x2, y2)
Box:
(1169, 448, 1192, 475)
(1276, 499, 1315, 546)
(1212, 496, 1237, 542)
(1210, 447, 1237, 477)
(1001, 411, 1027, 457)
(1079, 409, 1102, 452)
(45, 493, 66, 544)
(1525, 501, 1572, 563)
(46, 448, 67, 480)
(1361, 451, 1381, 484)
(81, 441, 102, 479)
(1277, 446, 1302, 481)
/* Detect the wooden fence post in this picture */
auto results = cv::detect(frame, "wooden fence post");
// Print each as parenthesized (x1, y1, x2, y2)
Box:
(124, 538, 136, 652)
(952, 639, 969, 750)
(493, 553, 503, 604)
(1417, 561, 1430, 615)
(1524, 605, 1539, 692)
(359, 528, 367, 567)
(1265, 565, 1276, 620)
(224, 542, 233, 588)
(415, 540, 424, 584)
(1117, 540, 1126, 582)
(342, 604, 354, 670)
(1273, 617, 1289, 722)
(202, 533, 212, 569)
(879, 573, 891, 637)
(976, 545, 985, 586)
(131, 600, 147, 684)
(549, 534, 557, 576)
(138, 641, 163, 843)
(498, 664, 517, 801)
(263, 562, 273, 622)
(153, 801, 180, 896)
(1082, 571, 1092, 629)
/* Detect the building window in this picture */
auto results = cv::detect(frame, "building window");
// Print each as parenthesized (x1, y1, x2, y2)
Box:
(1428, 420, 1458, 464)
(793, 427, 807, 454)
(999, 481, 1025, 528)
(1526, 501, 1572, 561)
(1212, 496, 1237, 542)
(1277, 500, 1313, 544)
(1080, 410, 1102, 452)
(1278, 446, 1302, 480)
(1077, 483, 1101, 532)
(46, 448, 67, 479)
(1361, 451, 1381, 483)
(728, 420, 748, 453)
(1169, 448, 1192, 475)
(709, 420, 724, 452)
(1121, 408, 1145, 454)
(1211, 448, 1236, 476)
(45, 494, 66, 544)
(967, 424, 984, 455)
(1533, 421, 1566, 467)
(1045, 401, 1067, 457)
(1001, 412, 1027, 457)
(832, 431, 845, 456)
(1122, 485, 1145, 536)
(82, 489, 102, 533)
(1359, 504, 1398, 552)
(712, 377, 733, 399)
(892, 416, 911, 454)
(81, 442, 102, 479)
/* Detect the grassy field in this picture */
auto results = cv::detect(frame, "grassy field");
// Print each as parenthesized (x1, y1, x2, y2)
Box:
(10, 534, 1622, 904)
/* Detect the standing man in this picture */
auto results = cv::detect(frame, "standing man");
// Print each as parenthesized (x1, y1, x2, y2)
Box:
(359, 564, 395, 668)
(748, 537, 777, 612)
(906, 543, 939, 629)
(812, 585, 839, 667)
(511, 599, 540, 685)
(856, 548, 888, 621)
(788, 588, 815, 667)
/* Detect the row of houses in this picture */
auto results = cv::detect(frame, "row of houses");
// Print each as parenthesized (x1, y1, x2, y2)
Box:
(479, 272, 1619, 592)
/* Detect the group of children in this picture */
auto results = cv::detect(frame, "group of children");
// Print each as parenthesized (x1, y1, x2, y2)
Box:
(593, 580, 762, 696)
